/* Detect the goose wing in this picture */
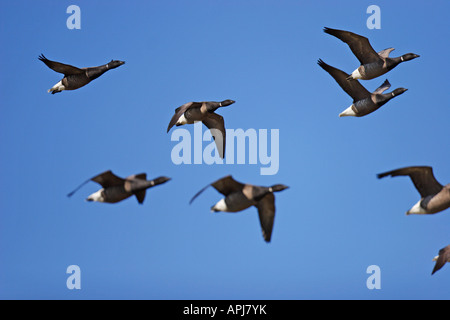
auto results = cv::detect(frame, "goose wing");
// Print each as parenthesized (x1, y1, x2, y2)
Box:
(67, 170, 124, 197)
(202, 112, 225, 159)
(91, 170, 125, 188)
(190, 175, 245, 204)
(256, 193, 276, 242)
(318, 59, 371, 102)
(373, 79, 391, 94)
(377, 166, 443, 198)
(323, 27, 381, 64)
(38, 54, 84, 75)
(378, 48, 395, 59)
(432, 245, 450, 275)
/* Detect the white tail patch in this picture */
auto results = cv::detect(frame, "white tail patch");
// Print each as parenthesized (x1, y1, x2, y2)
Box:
(211, 198, 228, 212)
(350, 67, 362, 80)
(176, 114, 188, 126)
(86, 189, 105, 202)
(49, 80, 65, 93)
(406, 199, 427, 215)
(339, 105, 357, 117)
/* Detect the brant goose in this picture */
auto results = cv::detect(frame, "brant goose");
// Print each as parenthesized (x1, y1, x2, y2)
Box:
(38, 54, 125, 94)
(67, 170, 170, 204)
(377, 166, 450, 215)
(318, 59, 407, 117)
(432, 245, 450, 275)
(323, 27, 419, 80)
(190, 175, 288, 242)
(167, 100, 235, 158)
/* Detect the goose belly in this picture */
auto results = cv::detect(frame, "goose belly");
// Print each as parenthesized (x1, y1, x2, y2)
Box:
(63, 74, 90, 90)
(353, 98, 379, 116)
(360, 62, 387, 80)
(215, 193, 254, 212)
(102, 185, 133, 203)
(181, 107, 204, 124)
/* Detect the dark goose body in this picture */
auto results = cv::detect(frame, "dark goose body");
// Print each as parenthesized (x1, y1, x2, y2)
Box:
(167, 99, 235, 158)
(39, 54, 125, 94)
(190, 175, 288, 242)
(323, 27, 419, 80)
(318, 59, 407, 117)
(67, 170, 170, 204)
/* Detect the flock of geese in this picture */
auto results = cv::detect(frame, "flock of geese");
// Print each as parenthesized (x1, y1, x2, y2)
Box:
(39, 27, 449, 275)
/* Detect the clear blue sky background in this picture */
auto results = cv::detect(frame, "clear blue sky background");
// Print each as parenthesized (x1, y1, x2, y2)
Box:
(1, 0, 449, 300)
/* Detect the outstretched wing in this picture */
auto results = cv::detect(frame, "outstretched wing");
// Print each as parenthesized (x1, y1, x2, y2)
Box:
(323, 27, 381, 64)
(134, 190, 147, 204)
(38, 54, 84, 75)
(167, 102, 202, 132)
(377, 166, 443, 198)
(202, 112, 225, 159)
(378, 48, 395, 59)
(91, 170, 125, 188)
(256, 193, 276, 243)
(67, 170, 124, 197)
(373, 79, 391, 94)
(318, 59, 371, 102)
(190, 175, 245, 204)
(126, 173, 147, 181)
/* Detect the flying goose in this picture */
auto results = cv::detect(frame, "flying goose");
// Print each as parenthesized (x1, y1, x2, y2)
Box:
(167, 100, 235, 158)
(432, 245, 450, 275)
(67, 170, 170, 204)
(323, 27, 419, 80)
(377, 166, 450, 215)
(317, 59, 407, 117)
(38, 54, 125, 94)
(190, 175, 288, 242)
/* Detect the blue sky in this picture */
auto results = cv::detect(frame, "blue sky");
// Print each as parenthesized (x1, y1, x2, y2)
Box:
(0, 0, 449, 300)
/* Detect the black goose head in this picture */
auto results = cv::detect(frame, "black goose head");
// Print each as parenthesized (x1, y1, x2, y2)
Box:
(391, 87, 408, 97)
(376, 87, 407, 107)
(269, 184, 289, 192)
(152, 176, 171, 186)
(108, 60, 125, 69)
(220, 99, 235, 107)
(400, 53, 420, 62)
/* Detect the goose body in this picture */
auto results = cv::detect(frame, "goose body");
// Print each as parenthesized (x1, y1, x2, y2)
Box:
(432, 245, 450, 275)
(190, 175, 288, 242)
(167, 99, 235, 158)
(318, 59, 407, 117)
(324, 27, 419, 80)
(67, 170, 170, 204)
(39, 54, 125, 94)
